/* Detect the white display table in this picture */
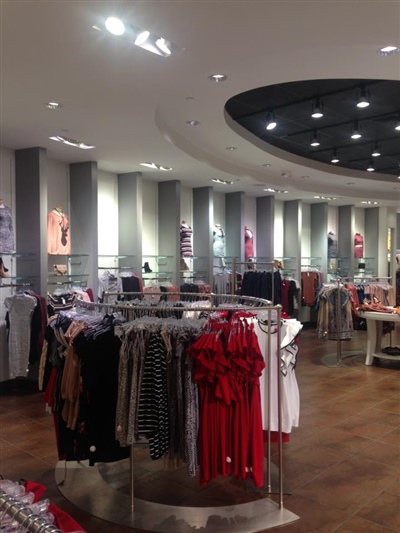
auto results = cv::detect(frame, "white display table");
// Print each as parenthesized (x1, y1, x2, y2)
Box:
(358, 310, 400, 365)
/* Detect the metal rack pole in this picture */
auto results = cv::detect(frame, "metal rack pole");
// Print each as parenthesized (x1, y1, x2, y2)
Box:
(336, 278, 342, 366)
(0, 490, 63, 533)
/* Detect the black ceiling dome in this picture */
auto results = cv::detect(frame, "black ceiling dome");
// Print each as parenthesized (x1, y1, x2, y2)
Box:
(225, 79, 400, 177)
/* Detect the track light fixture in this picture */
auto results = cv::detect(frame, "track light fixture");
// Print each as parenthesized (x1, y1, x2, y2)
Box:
(331, 150, 339, 163)
(351, 122, 362, 139)
(311, 99, 323, 118)
(265, 112, 277, 131)
(310, 131, 320, 147)
(395, 120, 400, 131)
(357, 87, 370, 108)
(366, 160, 375, 172)
(371, 144, 381, 157)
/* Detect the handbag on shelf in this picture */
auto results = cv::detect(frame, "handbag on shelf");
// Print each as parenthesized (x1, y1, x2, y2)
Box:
(53, 264, 68, 276)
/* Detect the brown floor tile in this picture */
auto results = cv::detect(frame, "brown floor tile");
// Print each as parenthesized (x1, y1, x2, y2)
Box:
(334, 515, 398, 532)
(372, 398, 400, 414)
(378, 427, 400, 446)
(357, 492, 400, 531)
(333, 413, 396, 439)
(357, 440, 400, 467)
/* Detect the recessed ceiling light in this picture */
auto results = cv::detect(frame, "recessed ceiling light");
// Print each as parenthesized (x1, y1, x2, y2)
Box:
(208, 74, 227, 82)
(211, 178, 233, 184)
(366, 160, 375, 171)
(346, 182, 355, 185)
(155, 37, 171, 56)
(300, 175, 309, 179)
(140, 162, 172, 171)
(49, 135, 95, 149)
(264, 188, 288, 194)
(225, 147, 237, 151)
(361, 201, 381, 205)
(45, 102, 63, 110)
(105, 16, 125, 36)
(262, 163, 272, 167)
(186, 120, 200, 126)
(314, 195, 336, 200)
(395, 120, 400, 131)
(378, 46, 400, 56)
(94, 18, 178, 58)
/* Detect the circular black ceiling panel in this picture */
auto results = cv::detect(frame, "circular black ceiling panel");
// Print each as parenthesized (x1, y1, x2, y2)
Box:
(225, 79, 400, 177)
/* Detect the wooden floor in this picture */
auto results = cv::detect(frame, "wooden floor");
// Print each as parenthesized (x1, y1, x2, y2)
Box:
(1, 325, 399, 532)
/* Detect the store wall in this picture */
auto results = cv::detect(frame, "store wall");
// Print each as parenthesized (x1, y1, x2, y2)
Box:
(301, 203, 311, 258)
(98, 170, 118, 259)
(354, 208, 365, 236)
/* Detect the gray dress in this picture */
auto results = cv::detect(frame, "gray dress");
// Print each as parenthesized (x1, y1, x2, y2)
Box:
(0, 205, 15, 253)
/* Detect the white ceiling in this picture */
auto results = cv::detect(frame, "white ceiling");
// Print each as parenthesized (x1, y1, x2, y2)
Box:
(1, 0, 400, 209)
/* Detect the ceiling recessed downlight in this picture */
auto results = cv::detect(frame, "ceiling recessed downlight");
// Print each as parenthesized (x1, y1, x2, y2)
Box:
(225, 147, 237, 151)
(211, 178, 233, 184)
(311, 99, 323, 118)
(105, 17, 125, 35)
(135, 31, 150, 45)
(50, 135, 95, 149)
(140, 162, 172, 171)
(264, 188, 288, 194)
(186, 120, 200, 126)
(45, 102, 63, 110)
(310, 131, 320, 147)
(378, 46, 400, 56)
(208, 74, 227, 82)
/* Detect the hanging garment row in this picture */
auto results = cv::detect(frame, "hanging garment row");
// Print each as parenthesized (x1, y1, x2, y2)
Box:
(40, 294, 302, 490)
(240, 269, 283, 304)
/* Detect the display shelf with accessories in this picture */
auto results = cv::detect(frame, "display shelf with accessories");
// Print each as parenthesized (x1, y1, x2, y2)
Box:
(301, 257, 322, 269)
(354, 257, 375, 278)
(98, 255, 138, 274)
(327, 256, 350, 280)
(0, 253, 37, 286)
(141, 255, 174, 278)
(47, 254, 89, 288)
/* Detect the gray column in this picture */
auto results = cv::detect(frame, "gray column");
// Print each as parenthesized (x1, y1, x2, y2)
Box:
(256, 196, 275, 259)
(338, 205, 355, 276)
(15, 147, 48, 295)
(118, 172, 142, 273)
(310, 202, 328, 275)
(70, 162, 98, 296)
(225, 192, 245, 261)
(193, 187, 214, 282)
(158, 180, 181, 285)
(365, 207, 379, 275)
(284, 200, 302, 276)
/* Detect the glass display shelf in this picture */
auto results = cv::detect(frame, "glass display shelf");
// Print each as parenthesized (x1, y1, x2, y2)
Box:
(0, 252, 36, 257)
(48, 254, 89, 258)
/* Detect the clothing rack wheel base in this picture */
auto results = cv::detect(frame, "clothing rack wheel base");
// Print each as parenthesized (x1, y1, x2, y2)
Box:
(55, 460, 299, 532)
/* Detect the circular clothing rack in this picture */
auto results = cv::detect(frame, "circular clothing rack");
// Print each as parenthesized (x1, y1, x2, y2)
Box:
(55, 292, 300, 532)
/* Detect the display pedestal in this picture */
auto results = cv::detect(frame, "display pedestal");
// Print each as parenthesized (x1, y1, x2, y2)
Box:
(55, 458, 299, 533)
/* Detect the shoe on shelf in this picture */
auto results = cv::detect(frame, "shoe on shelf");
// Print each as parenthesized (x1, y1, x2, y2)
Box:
(142, 262, 153, 273)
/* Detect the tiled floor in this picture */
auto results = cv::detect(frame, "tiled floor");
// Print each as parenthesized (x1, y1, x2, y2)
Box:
(1, 325, 399, 532)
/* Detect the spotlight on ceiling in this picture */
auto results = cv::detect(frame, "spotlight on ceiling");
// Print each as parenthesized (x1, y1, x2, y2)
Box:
(331, 150, 339, 163)
(357, 87, 370, 108)
(311, 99, 323, 118)
(395, 120, 400, 131)
(351, 122, 362, 139)
(265, 112, 277, 131)
(105, 16, 125, 35)
(310, 131, 320, 147)
(378, 45, 400, 56)
(371, 144, 381, 157)
(366, 160, 375, 172)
